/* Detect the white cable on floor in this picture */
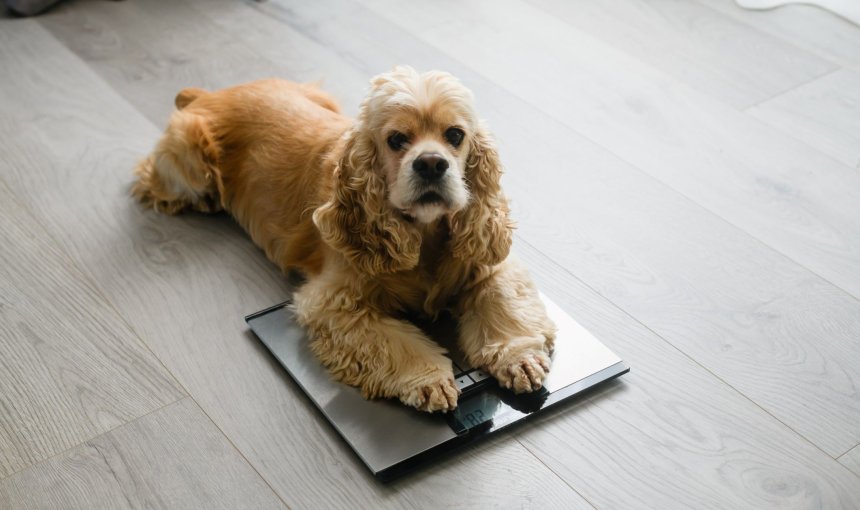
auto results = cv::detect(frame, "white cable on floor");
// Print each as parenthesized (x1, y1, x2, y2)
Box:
(735, 0, 860, 26)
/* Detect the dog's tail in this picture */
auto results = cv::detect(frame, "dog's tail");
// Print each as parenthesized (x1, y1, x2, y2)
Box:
(175, 87, 208, 110)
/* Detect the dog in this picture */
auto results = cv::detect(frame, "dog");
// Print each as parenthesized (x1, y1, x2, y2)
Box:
(132, 66, 556, 412)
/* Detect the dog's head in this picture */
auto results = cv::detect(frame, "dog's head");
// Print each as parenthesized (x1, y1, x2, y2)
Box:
(367, 67, 473, 223)
(314, 66, 513, 275)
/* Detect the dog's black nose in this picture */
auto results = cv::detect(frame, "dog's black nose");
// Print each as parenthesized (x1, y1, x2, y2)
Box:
(412, 153, 449, 181)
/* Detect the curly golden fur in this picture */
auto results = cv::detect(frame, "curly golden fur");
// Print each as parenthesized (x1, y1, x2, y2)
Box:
(132, 67, 556, 412)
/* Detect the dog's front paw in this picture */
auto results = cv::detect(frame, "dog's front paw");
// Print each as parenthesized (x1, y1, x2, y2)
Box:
(399, 372, 460, 413)
(489, 349, 551, 394)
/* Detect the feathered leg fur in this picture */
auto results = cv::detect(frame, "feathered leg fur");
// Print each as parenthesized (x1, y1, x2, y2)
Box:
(456, 258, 557, 393)
(293, 268, 461, 412)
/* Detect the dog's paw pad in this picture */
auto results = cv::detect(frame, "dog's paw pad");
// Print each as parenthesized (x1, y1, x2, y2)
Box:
(492, 351, 550, 394)
(400, 375, 460, 412)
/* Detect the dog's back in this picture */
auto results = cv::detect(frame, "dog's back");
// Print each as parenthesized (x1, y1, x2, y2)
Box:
(132, 79, 353, 275)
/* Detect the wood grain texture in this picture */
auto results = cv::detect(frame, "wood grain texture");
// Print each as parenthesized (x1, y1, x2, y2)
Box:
(525, 0, 835, 109)
(36, 0, 283, 126)
(182, 0, 370, 117)
(3, 11, 590, 510)
(0, 178, 183, 479)
(256, 0, 860, 457)
(749, 68, 860, 169)
(697, 0, 860, 69)
(512, 241, 860, 510)
(0, 398, 286, 510)
(837, 443, 860, 478)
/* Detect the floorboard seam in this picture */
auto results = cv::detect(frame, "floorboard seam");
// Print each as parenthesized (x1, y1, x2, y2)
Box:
(834, 445, 860, 482)
(0, 397, 188, 484)
(741, 65, 842, 111)
(513, 437, 599, 509)
(182, 397, 295, 510)
(514, 234, 858, 463)
(836, 443, 860, 461)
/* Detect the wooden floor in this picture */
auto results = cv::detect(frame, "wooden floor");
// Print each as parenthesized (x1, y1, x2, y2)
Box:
(2, 0, 859, 508)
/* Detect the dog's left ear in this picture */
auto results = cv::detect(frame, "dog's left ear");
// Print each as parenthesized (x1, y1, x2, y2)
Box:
(449, 125, 514, 267)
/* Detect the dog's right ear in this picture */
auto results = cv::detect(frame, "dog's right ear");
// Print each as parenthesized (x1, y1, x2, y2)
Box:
(313, 128, 422, 275)
(175, 87, 208, 110)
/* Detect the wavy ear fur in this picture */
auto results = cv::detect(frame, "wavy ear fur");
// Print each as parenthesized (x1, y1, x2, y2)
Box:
(313, 129, 422, 275)
(449, 126, 514, 267)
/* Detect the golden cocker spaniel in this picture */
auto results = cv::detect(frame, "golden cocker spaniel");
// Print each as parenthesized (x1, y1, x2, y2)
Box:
(132, 66, 556, 412)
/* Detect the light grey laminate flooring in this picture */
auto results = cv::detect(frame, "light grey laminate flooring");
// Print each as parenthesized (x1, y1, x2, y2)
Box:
(1, 1, 859, 508)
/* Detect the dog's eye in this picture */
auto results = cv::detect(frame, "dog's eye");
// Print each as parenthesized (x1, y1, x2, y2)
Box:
(444, 127, 464, 148)
(387, 132, 408, 151)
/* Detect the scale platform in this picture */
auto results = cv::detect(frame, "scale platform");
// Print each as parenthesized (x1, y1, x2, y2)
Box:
(246, 293, 628, 481)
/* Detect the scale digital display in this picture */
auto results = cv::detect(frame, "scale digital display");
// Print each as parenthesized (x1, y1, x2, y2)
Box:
(447, 386, 550, 434)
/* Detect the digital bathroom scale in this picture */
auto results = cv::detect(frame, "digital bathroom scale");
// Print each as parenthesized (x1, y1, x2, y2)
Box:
(246, 293, 629, 481)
